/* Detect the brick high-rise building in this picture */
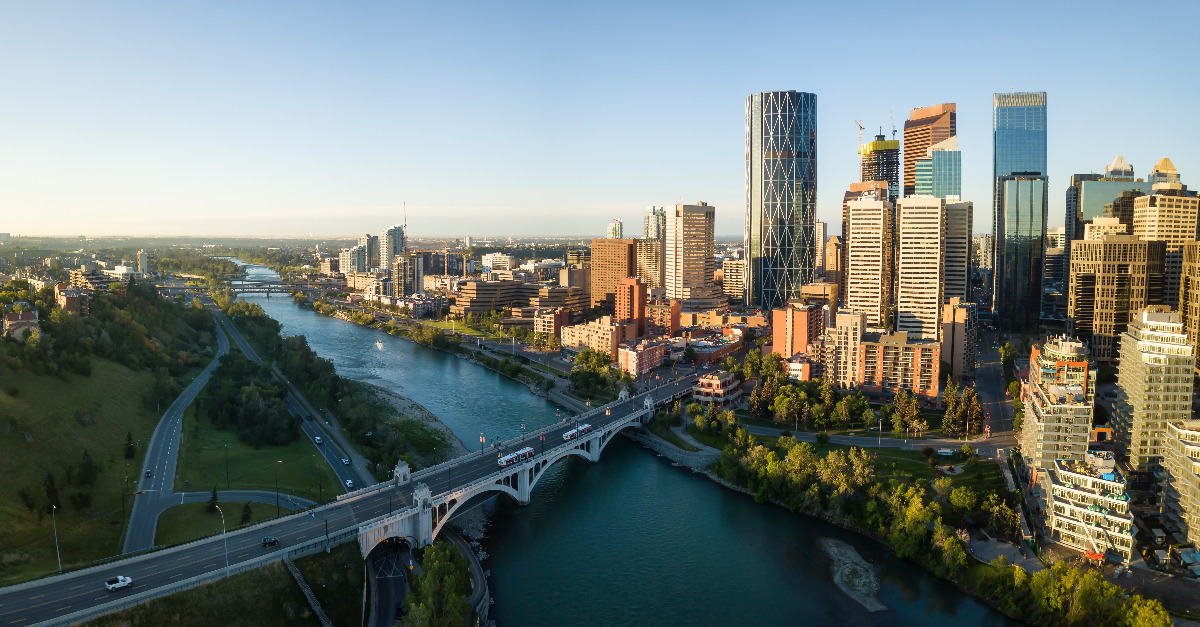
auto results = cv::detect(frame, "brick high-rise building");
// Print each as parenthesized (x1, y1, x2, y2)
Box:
(665, 202, 721, 309)
(772, 302, 824, 359)
(614, 277, 647, 337)
(1068, 233, 1164, 365)
(1132, 158, 1199, 308)
(589, 238, 637, 312)
(903, 103, 956, 198)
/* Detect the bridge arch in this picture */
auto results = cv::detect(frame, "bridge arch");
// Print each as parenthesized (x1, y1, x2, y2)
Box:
(430, 482, 520, 540)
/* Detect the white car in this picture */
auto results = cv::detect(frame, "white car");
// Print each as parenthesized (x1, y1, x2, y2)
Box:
(105, 576, 133, 591)
(345, 479, 354, 489)
(314, 436, 323, 444)
(341, 458, 350, 466)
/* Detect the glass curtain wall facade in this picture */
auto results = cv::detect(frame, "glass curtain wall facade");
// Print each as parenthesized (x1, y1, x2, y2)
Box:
(992, 92, 1047, 330)
(995, 175, 1048, 331)
(745, 91, 817, 309)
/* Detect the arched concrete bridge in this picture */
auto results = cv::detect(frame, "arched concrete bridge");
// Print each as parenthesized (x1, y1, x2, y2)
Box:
(0, 377, 695, 627)
(356, 385, 691, 557)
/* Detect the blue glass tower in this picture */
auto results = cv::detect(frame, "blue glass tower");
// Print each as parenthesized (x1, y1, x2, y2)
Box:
(745, 91, 817, 309)
(914, 137, 961, 198)
(991, 92, 1047, 330)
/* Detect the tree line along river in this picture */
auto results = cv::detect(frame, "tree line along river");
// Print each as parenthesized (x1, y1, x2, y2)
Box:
(234, 263, 1016, 626)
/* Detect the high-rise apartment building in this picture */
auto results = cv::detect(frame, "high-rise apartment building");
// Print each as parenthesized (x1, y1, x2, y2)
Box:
(1180, 242, 1200, 379)
(834, 310, 865, 390)
(860, 134, 900, 206)
(636, 239, 665, 292)
(644, 206, 666, 240)
(613, 277, 647, 337)
(895, 197, 944, 340)
(665, 202, 721, 309)
(358, 234, 380, 269)
(380, 225, 406, 271)
(941, 298, 977, 379)
(1132, 158, 1199, 307)
(745, 90, 818, 309)
(914, 137, 962, 199)
(1111, 308, 1195, 473)
(841, 181, 890, 301)
(904, 103, 956, 198)
(589, 238, 637, 311)
(566, 249, 590, 268)
(606, 219, 624, 239)
(391, 252, 425, 297)
(339, 245, 367, 274)
(845, 198, 894, 328)
(993, 174, 1048, 331)
(1163, 420, 1200, 547)
(814, 221, 827, 275)
(824, 236, 844, 302)
(1020, 336, 1095, 470)
(722, 259, 744, 304)
(1067, 234, 1164, 364)
(772, 302, 824, 359)
(944, 198, 973, 304)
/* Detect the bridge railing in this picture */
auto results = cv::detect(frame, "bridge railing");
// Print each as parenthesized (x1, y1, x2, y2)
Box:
(48, 528, 358, 627)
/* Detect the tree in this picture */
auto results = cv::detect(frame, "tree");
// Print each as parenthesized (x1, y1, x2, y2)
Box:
(815, 432, 829, 447)
(124, 431, 136, 459)
(43, 472, 60, 512)
(949, 486, 977, 512)
(206, 485, 219, 512)
(240, 502, 252, 525)
(933, 476, 952, 499)
(76, 448, 100, 486)
(683, 345, 696, 363)
(960, 443, 975, 459)
(402, 540, 471, 627)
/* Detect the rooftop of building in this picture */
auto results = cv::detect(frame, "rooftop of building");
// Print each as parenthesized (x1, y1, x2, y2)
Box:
(861, 330, 939, 347)
(1053, 451, 1127, 488)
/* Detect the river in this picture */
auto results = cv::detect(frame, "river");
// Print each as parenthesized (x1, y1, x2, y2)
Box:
(233, 263, 1017, 626)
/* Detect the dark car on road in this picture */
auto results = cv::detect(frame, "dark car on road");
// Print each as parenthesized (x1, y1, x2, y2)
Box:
(144, 470, 152, 478)
(261, 537, 279, 548)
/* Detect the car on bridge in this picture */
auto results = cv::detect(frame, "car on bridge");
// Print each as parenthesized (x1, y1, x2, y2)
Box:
(261, 537, 279, 548)
(105, 576, 133, 591)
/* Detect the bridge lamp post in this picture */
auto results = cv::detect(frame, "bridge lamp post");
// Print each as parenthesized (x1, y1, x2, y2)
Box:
(51, 504, 62, 573)
(274, 460, 283, 517)
(215, 505, 230, 578)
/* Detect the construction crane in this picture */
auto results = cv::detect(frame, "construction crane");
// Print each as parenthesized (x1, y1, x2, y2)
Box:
(890, 110, 897, 140)
(855, 120, 864, 146)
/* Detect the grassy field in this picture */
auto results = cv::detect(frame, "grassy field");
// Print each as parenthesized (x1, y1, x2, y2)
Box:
(423, 319, 493, 338)
(174, 408, 344, 503)
(0, 358, 168, 586)
(154, 502, 284, 547)
(82, 561, 317, 627)
(645, 413, 698, 451)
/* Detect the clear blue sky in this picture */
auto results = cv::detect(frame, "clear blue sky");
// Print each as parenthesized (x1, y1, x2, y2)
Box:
(1, 1, 1196, 239)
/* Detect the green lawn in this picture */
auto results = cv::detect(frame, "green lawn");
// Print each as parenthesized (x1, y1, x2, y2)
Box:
(155, 501, 284, 546)
(82, 561, 317, 627)
(685, 425, 732, 451)
(526, 360, 567, 378)
(0, 358, 178, 585)
(423, 320, 493, 338)
(645, 414, 697, 451)
(175, 409, 344, 503)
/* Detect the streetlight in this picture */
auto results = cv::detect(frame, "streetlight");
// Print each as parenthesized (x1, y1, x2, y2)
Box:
(215, 505, 230, 577)
(274, 460, 283, 517)
(225, 444, 230, 489)
(51, 504, 62, 573)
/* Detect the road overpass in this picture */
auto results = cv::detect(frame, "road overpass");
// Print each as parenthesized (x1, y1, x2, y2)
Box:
(0, 377, 696, 626)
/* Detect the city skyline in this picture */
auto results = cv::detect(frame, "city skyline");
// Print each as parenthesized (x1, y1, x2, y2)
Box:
(1, 2, 1196, 238)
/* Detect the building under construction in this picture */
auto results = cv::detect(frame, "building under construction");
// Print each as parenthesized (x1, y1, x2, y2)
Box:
(859, 133, 900, 205)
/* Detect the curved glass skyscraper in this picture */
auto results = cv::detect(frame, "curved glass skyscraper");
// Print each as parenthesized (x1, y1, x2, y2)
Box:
(744, 90, 817, 310)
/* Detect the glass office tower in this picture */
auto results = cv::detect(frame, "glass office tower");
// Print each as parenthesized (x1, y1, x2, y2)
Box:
(995, 175, 1048, 331)
(745, 90, 818, 309)
(992, 92, 1047, 330)
(914, 137, 961, 198)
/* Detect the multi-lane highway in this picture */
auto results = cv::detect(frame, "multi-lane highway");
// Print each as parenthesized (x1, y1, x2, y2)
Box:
(210, 309, 366, 491)
(0, 378, 696, 627)
(122, 317, 230, 553)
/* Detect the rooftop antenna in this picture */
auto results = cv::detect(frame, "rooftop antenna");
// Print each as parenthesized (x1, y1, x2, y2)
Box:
(854, 120, 864, 146)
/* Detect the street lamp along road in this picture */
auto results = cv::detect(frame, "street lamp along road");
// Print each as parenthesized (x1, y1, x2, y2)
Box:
(215, 505, 230, 577)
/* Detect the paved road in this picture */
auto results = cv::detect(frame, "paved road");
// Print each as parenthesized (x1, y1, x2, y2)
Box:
(975, 332, 1017, 446)
(0, 378, 697, 627)
(211, 309, 365, 492)
(123, 316, 231, 553)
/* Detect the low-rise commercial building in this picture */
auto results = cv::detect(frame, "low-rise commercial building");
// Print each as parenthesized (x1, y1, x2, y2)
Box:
(693, 370, 742, 408)
(679, 310, 767, 329)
